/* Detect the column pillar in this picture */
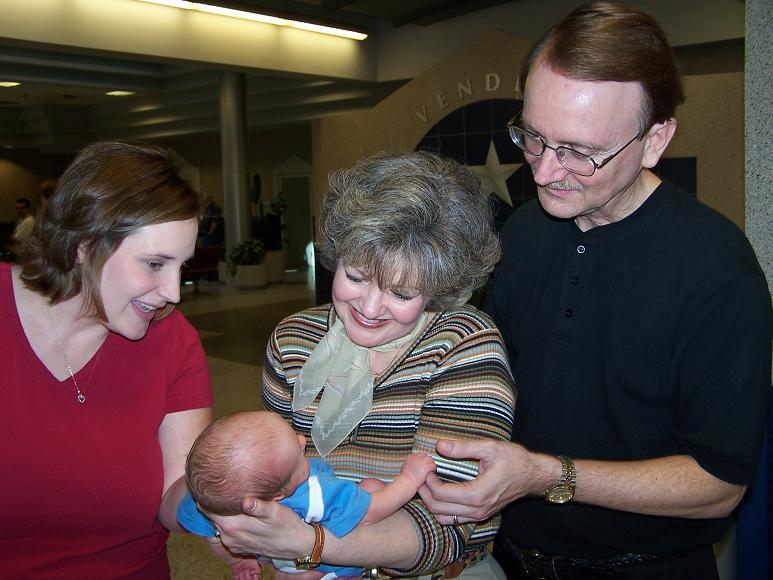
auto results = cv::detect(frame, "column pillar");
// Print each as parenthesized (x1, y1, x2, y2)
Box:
(745, 0, 772, 289)
(220, 71, 251, 258)
(737, 3, 771, 580)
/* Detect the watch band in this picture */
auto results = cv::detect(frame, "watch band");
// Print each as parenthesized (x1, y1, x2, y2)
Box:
(294, 522, 325, 569)
(559, 455, 576, 487)
(544, 455, 576, 504)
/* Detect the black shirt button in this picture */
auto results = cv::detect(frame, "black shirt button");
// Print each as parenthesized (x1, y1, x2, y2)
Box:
(577, 245, 586, 254)
(564, 309, 573, 318)
(571, 276, 579, 285)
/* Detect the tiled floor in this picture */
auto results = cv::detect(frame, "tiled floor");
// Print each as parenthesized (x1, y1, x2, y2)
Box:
(168, 273, 316, 579)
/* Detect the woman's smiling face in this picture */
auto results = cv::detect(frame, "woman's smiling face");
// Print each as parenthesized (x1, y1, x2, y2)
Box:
(331, 262, 430, 349)
(96, 218, 198, 340)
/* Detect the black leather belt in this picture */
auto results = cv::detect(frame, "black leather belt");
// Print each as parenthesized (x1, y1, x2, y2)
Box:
(500, 536, 660, 576)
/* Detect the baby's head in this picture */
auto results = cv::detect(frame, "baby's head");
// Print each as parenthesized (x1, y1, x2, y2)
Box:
(186, 411, 309, 515)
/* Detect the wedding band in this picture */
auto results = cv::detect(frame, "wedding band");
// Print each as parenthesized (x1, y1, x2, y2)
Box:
(452, 515, 459, 525)
(214, 529, 221, 537)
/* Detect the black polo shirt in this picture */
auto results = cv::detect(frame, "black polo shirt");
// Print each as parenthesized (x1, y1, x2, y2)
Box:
(487, 180, 772, 558)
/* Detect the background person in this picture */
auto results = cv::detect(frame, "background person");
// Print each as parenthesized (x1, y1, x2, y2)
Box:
(9, 196, 35, 253)
(205, 151, 516, 578)
(199, 194, 225, 247)
(179, 411, 436, 579)
(37, 176, 59, 222)
(419, 3, 772, 579)
(0, 141, 214, 579)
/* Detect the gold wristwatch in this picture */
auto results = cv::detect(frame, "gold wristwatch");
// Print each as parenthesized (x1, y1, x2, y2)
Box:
(294, 522, 325, 570)
(544, 455, 576, 504)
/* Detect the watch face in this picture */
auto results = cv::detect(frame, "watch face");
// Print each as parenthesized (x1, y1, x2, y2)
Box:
(546, 485, 574, 504)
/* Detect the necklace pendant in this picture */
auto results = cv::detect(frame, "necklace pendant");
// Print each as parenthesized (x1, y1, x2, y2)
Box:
(77, 392, 86, 404)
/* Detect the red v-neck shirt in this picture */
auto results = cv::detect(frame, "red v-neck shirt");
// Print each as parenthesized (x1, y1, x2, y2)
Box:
(0, 263, 213, 579)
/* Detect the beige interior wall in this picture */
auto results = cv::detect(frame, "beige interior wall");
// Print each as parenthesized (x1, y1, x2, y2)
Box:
(669, 72, 744, 228)
(158, 133, 224, 205)
(159, 124, 311, 212)
(312, 30, 533, 217)
(312, 30, 745, 234)
(249, 125, 312, 207)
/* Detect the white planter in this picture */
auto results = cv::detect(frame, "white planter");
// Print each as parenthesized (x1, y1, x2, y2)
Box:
(264, 250, 285, 283)
(234, 264, 267, 288)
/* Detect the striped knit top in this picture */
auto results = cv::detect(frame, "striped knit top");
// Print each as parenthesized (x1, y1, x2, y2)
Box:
(262, 304, 516, 577)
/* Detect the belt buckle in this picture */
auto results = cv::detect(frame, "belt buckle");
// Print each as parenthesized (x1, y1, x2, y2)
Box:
(606, 552, 658, 570)
(363, 549, 486, 579)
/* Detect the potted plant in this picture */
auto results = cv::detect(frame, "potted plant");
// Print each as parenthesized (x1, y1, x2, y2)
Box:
(228, 239, 267, 288)
(252, 193, 286, 283)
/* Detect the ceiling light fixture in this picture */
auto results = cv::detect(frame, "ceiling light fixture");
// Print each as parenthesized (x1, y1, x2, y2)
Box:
(0, 82, 21, 88)
(138, 0, 368, 40)
(106, 90, 136, 96)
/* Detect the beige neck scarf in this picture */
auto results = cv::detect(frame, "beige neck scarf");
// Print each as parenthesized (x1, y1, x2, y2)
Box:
(293, 311, 430, 457)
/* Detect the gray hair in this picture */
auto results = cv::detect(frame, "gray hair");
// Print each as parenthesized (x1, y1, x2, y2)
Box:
(317, 151, 500, 311)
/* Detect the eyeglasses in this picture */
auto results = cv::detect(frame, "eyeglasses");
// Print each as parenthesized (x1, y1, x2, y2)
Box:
(15, 205, 27, 210)
(506, 115, 642, 177)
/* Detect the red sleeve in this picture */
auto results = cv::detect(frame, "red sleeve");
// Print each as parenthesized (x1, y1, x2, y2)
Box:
(160, 309, 214, 413)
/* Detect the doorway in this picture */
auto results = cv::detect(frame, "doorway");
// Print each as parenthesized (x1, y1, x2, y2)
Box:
(278, 173, 312, 270)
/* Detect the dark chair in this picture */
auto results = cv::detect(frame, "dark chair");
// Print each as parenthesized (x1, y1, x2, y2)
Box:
(181, 245, 222, 293)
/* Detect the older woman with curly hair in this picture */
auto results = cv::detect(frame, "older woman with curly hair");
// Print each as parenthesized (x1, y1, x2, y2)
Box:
(206, 151, 516, 579)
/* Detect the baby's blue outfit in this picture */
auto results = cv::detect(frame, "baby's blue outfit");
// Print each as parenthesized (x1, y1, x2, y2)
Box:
(178, 458, 371, 578)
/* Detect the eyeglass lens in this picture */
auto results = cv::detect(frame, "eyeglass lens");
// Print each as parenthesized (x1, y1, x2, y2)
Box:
(509, 126, 596, 176)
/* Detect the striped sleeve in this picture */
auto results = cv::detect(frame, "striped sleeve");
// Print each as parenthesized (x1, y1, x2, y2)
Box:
(384, 314, 515, 576)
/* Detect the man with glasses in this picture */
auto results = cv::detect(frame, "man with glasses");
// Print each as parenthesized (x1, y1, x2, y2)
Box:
(419, 3, 771, 578)
(10, 197, 35, 253)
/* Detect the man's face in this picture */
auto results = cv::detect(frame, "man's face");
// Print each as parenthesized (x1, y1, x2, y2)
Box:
(521, 60, 652, 229)
(15, 202, 30, 219)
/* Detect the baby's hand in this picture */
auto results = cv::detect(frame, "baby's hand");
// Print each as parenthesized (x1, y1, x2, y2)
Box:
(230, 557, 262, 580)
(401, 452, 436, 487)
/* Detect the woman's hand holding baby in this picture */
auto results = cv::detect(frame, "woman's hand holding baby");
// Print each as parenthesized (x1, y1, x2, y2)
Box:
(205, 498, 316, 560)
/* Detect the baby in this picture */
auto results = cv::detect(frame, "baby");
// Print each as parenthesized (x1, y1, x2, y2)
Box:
(178, 411, 436, 579)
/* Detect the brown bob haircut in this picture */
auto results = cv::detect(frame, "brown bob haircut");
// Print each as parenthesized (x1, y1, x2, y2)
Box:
(20, 141, 200, 320)
(519, 1, 685, 132)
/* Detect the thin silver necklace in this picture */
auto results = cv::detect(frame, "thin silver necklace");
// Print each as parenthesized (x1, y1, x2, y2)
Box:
(56, 337, 87, 404)
(48, 307, 97, 404)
